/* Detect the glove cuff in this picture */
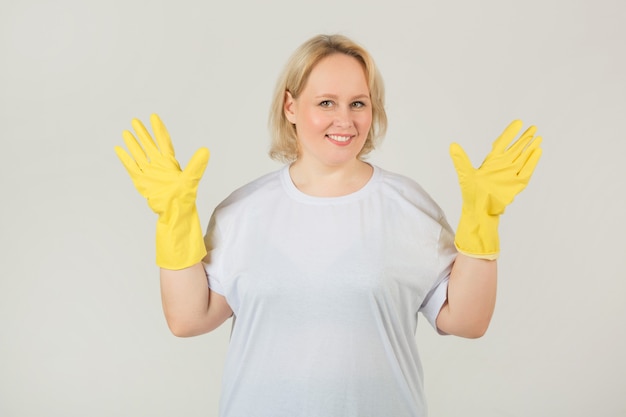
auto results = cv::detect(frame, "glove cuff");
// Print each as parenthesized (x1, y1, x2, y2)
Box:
(155, 202, 207, 270)
(454, 208, 500, 260)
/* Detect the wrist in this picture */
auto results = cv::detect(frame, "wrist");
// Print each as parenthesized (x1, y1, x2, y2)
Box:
(455, 208, 500, 260)
(156, 203, 207, 270)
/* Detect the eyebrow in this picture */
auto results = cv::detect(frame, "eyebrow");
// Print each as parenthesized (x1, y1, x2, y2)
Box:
(314, 93, 371, 100)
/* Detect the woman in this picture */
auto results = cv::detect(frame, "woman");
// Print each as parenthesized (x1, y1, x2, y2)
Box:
(115, 34, 542, 417)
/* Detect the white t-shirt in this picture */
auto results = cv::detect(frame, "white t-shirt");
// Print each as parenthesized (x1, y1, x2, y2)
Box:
(203, 164, 457, 417)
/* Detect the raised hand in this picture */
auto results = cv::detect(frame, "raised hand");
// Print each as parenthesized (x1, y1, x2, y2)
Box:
(449, 120, 542, 259)
(115, 114, 210, 269)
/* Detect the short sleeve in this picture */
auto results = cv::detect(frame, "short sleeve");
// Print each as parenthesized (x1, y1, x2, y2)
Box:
(202, 212, 226, 296)
(419, 215, 457, 332)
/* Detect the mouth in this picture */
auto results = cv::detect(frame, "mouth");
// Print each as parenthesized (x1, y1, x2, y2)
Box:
(326, 134, 353, 144)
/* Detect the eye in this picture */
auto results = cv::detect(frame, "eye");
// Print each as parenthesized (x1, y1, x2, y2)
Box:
(319, 100, 333, 108)
(351, 101, 366, 109)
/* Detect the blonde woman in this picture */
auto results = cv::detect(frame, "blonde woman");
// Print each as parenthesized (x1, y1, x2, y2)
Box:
(115, 34, 542, 417)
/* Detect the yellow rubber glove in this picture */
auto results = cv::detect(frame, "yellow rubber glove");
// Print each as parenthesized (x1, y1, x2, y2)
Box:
(114, 114, 209, 270)
(450, 120, 542, 259)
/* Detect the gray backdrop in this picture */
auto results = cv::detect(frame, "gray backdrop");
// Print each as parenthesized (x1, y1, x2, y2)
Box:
(1, 0, 624, 416)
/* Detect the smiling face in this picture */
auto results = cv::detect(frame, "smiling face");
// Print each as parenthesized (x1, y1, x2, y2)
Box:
(284, 53, 373, 170)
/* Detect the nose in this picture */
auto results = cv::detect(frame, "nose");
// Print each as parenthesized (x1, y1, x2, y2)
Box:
(333, 106, 353, 128)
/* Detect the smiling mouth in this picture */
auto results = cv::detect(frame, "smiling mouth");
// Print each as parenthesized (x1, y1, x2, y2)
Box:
(326, 134, 353, 143)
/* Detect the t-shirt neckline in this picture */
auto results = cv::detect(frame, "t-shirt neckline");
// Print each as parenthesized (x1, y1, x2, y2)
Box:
(280, 163, 381, 204)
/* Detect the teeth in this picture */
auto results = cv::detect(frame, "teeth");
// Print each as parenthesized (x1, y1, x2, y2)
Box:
(328, 134, 351, 142)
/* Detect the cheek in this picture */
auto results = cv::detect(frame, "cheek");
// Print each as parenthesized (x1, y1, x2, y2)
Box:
(303, 111, 331, 131)
(356, 112, 373, 130)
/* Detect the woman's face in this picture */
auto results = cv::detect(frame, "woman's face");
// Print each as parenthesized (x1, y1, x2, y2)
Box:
(284, 53, 372, 169)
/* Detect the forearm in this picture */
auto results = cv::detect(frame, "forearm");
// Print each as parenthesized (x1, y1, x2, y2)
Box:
(160, 262, 232, 337)
(436, 253, 497, 338)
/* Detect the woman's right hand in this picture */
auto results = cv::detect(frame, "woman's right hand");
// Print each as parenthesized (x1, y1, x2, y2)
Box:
(115, 114, 210, 270)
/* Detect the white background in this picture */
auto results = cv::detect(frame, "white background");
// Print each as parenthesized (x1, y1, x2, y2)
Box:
(1, 0, 625, 416)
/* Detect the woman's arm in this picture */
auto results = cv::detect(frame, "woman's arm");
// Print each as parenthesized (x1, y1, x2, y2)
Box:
(435, 254, 497, 338)
(115, 115, 232, 336)
(437, 121, 541, 337)
(160, 262, 233, 337)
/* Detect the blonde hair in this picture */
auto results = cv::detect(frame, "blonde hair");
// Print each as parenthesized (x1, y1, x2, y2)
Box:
(268, 34, 387, 163)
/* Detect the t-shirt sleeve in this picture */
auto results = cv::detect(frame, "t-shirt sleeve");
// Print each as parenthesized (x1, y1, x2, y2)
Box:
(420, 276, 449, 330)
(419, 215, 457, 332)
(202, 212, 226, 296)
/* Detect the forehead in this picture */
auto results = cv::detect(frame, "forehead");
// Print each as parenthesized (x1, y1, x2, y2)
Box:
(303, 53, 369, 94)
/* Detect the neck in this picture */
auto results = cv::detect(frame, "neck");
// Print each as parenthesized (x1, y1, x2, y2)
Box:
(288, 159, 373, 197)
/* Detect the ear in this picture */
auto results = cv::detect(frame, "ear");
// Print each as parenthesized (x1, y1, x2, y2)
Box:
(284, 91, 297, 124)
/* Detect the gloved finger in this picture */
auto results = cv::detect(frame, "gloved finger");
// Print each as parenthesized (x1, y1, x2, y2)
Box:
(131, 118, 161, 162)
(150, 114, 176, 158)
(491, 120, 524, 154)
(122, 130, 149, 168)
(449, 142, 473, 174)
(521, 133, 542, 158)
(183, 147, 210, 180)
(114, 145, 142, 177)
(507, 125, 538, 164)
(517, 138, 543, 179)
(507, 125, 537, 153)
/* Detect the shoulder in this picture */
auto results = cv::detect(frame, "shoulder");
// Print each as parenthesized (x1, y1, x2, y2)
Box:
(374, 166, 446, 222)
(210, 167, 285, 223)
(220, 169, 283, 205)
